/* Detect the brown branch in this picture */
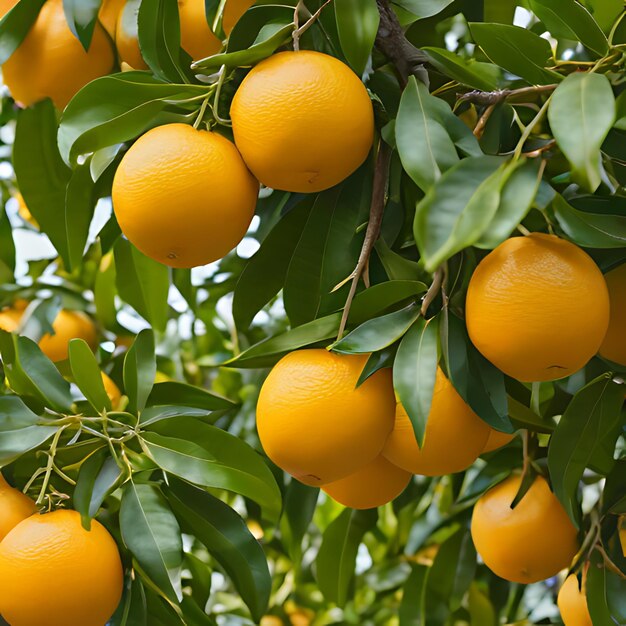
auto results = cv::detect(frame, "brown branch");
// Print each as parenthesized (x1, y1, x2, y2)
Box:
(420, 266, 444, 317)
(375, 0, 429, 87)
(473, 103, 496, 139)
(337, 142, 392, 339)
(459, 83, 558, 106)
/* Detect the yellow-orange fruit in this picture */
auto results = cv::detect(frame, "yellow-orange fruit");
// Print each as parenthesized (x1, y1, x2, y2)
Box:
(260, 618, 284, 626)
(2, 0, 115, 109)
(16, 193, 38, 229)
(256, 350, 395, 486)
(0, 510, 123, 626)
(0, 474, 36, 542)
(102, 372, 122, 409)
(466, 234, 609, 382)
(222, 0, 255, 34)
(323, 455, 411, 509)
(115, 0, 148, 69)
(112, 123, 258, 268)
(599, 263, 626, 365)
(0, 0, 17, 16)
(558, 574, 592, 626)
(382, 367, 490, 476)
(231, 51, 374, 193)
(38, 310, 98, 362)
(0, 307, 21, 333)
(482, 428, 516, 454)
(471, 475, 579, 584)
(99, 0, 126, 38)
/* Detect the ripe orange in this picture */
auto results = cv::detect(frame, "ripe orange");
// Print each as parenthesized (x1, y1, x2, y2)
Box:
(482, 428, 516, 454)
(113, 123, 258, 268)
(260, 618, 284, 626)
(2, 0, 115, 110)
(0, 474, 36, 542)
(0, 306, 21, 333)
(38, 310, 98, 362)
(382, 367, 490, 476)
(599, 263, 626, 365)
(466, 234, 609, 382)
(116, 0, 221, 69)
(230, 51, 374, 193)
(99, 0, 126, 38)
(222, 0, 255, 34)
(0, 0, 17, 16)
(256, 350, 396, 486)
(323, 455, 411, 509)
(102, 373, 122, 409)
(471, 474, 579, 584)
(0, 509, 124, 626)
(558, 574, 592, 626)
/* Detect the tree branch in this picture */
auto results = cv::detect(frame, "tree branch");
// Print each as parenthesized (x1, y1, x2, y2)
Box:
(375, 0, 429, 86)
(459, 83, 558, 106)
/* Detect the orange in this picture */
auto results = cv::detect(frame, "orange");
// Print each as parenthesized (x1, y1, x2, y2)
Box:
(0, 0, 17, 17)
(322, 455, 411, 509)
(466, 234, 609, 382)
(482, 428, 516, 454)
(382, 367, 490, 476)
(0, 307, 21, 333)
(471, 474, 579, 584)
(256, 350, 395, 486)
(599, 263, 626, 365)
(38, 310, 98, 362)
(112, 123, 258, 268)
(16, 193, 38, 229)
(558, 574, 592, 626)
(2, 0, 115, 110)
(231, 51, 374, 193)
(102, 373, 122, 409)
(0, 509, 123, 626)
(116, 0, 221, 69)
(222, 0, 256, 34)
(260, 618, 284, 626)
(99, 0, 126, 38)
(0, 474, 36, 542)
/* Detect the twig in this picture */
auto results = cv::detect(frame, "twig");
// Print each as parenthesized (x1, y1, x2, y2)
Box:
(596, 544, 626, 580)
(375, 0, 430, 87)
(420, 266, 444, 317)
(459, 84, 557, 106)
(473, 103, 496, 139)
(293, 0, 333, 50)
(337, 142, 392, 339)
(522, 139, 556, 158)
(521, 430, 530, 480)
(513, 95, 553, 160)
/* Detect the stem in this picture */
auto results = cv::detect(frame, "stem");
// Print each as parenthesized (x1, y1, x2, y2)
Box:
(517, 224, 531, 236)
(609, 11, 626, 45)
(459, 84, 557, 106)
(36, 426, 67, 506)
(337, 142, 392, 339)
(513, 95, 553, 160)
(596, 544, 626, 580)
(292, 0, 333, 51)
(473, 103, 496, 139)
(193, 95, 211, 129)
(212, 66, 231, 127)
(421, 266, 444, 317)
(521, 430, 530, 480)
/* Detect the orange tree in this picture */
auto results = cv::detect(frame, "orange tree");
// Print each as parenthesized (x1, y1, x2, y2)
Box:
(0, 0, 624, 624)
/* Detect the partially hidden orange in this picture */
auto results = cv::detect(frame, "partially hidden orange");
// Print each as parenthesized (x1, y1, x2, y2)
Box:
(0, 474, 36, 542)
(599, 263, 626, 366)
(382, 367, 490, 476)
(222, 0, 256, 34)
(231, 51, 374, 193)
(558, 574, 592, 626)
(466, 234, 609, 382)
(38, 310, 98, 362)
(256, 350, 396, 486)
(112, 123, 258, 268)
(482, 428, 516, 454)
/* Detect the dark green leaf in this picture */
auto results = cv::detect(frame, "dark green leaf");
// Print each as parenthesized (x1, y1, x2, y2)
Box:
(0, 0, 46, 65)
(74, 449, 122, 523)
(347, 280, 428, 321)
(399, 564, 429, 626)
(69, 339, 112, 412)
(392, 0, 455, 20)
(94, 251, 118, 329)
(62, 0, 103, 51)
(334, 0, 379, 76)
(147, 382, 235, 412)
(423, 47, 500, 90)
(280, 480, 319, 564)
(65, 160, 97, 270)
(587, 551, 624, 626)
(123, 329, 156, 414)
(0, 203, 15, 280)
(110, 577, 148, 626)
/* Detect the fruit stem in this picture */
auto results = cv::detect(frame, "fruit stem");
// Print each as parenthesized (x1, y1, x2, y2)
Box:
(473, 103, 496, 139)
(513, 95, 553, 160)
(421, 266, 445, 317)
(193, 94, 211, 129)
(292, 0, 333, 51)
(211, 66, 232, 127)
(36, 425, 68, 507)
(596, 544, 626, 580)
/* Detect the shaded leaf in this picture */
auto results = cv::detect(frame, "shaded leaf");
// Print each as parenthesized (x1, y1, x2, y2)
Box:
(335, 0, 379, 76)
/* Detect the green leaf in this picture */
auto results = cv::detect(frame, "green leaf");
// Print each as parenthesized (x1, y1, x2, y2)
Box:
(396, 76, 481, 192)
(94, 252, 118, 329)
(347, 280, 428, 321)
(483, 0, 517, 24)
(392, 0, 455, 20)
(529, 0, 608, 56)
(59, 72, 207, 166)
(62, 0, 102, 51)
(399, 564, 429, 626)
(334, 0, 379, 76)
(375, 239, 421, 281)
(423, 47, 500, 91)
(147, 382, 235, 412)
(142, 417, 282, 522)
(548, 375, 625, 526)
(280, 480, 319, 564)
(332, 304, 421, 354)
(110, 577, 148, 626)
(65, 160, 97, 270)
(114, 238, 170, 333)
(69, 339, 112, 412)
(393, 316, 439, 447)
(74, 449, 122, 523)
(582, 0, 623, 33)
(137, 0, 191, 83)
(475, 159, 541, 249)
(0, 0, 45, 65)
(166, 477, 271, 621)
(414, 155, 506, 272)
(551, 194, 626, 248)
(0, 396, 58, 466)
(120, 482, 183, 605)
(139, 406, 213, 427)
(233, 197, 313, 331)
(316, 508, 378, 607)
(14, 100, 72, 267)
(123, 329, 157, 415)
(470, 23, 562, 85)
(468, 583, 497, 626)
(0, 202, 15, 282)
(587, 551, 625, 626)
(548, 72, 615, 192)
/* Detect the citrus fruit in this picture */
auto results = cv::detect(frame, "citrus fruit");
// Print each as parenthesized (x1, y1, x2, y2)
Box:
(599, 263, 626, 365)
(483, 428, 516, 454)
(471, 474, 579, 583)
(2, 0, 115, 110)
(260, 617, 284, 626)
(0, 509, 124, 626)
(113, 123, 258, 268)
(231, 50, 374, 193)
(0, 474, 36, 542)
(256, 350, 396, 486)
(116, 0, 221, 69)
(38, 310, 98, 362)
(466, 234, 609, 382)
(382, 367, 490, 476)
(99, 0, 126, 38)
(16, 193, 38, 229)
(102, 372, 122, 409)
(558, 574, 592, 626)
(0, 0, 17, 15)
(322, 455, 411, 509)
(222, 0, 255, 34)
(0, 306, 21, 333)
